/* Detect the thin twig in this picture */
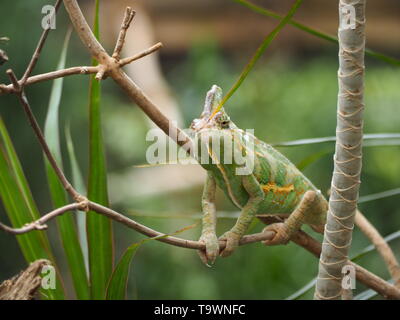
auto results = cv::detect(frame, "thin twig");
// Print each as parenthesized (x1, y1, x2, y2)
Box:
(21, 0, 63, 85)
(6, 69, 81, 201)
(355, 211, 400, 287)
(119, 42, 163, 67)
(0, 203, 80, 234)
(112, 7, 136, 60)
(0, 66, 99, 95)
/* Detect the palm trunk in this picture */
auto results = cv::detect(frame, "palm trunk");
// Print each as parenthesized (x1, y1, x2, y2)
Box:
(314, 0, 366, 300)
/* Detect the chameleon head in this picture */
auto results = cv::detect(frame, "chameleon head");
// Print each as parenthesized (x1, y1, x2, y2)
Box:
(190, 85, 232, 132)
(190, 85, 238, 167)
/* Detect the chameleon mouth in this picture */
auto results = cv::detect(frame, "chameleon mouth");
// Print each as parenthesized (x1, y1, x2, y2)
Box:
(190, 116, 215, 132)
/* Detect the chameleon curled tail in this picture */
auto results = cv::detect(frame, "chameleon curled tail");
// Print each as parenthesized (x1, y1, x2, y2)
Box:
(354, 210, 400, 287)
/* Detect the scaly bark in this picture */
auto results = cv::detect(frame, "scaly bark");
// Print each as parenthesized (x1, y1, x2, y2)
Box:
(315, 0, 366, 300)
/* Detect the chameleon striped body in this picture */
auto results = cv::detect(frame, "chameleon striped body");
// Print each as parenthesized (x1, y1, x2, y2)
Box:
(197, 128, 327, 226)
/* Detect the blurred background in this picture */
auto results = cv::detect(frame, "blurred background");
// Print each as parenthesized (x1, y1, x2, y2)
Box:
(0, 0, 399, 299)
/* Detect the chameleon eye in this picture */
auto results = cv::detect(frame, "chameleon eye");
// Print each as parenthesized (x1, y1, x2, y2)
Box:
(220, 119, 230, 128)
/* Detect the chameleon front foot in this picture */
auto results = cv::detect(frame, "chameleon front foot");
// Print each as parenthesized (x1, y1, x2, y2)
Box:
(262, 223, 290, 246)
(198, 232, 219, 266)
(219, 230, 241, 257)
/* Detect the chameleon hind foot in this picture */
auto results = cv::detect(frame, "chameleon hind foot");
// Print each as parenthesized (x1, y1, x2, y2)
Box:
(262, 190, 318, 246)
(219, 230, 241, 257)
(198, 232, 219, 266)
(262, 223, 290, 246)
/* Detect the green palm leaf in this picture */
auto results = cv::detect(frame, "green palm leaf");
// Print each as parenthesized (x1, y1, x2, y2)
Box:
(86, 0, 114, 299)
(44, 29, 89, 300)
(0, 117, 65, 299)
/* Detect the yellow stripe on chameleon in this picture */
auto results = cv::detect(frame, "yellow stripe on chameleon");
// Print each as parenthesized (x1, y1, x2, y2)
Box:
(262, 182, 294, 194)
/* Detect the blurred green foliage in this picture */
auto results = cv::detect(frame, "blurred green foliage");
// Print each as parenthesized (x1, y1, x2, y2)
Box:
(0, 1, 399, 299)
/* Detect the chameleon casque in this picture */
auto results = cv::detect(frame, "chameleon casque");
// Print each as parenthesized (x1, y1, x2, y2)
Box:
(190, 85, 392, 265)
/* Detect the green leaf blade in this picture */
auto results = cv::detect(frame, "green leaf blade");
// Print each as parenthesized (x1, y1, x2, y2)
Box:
(106, 243, 140, 300)
(43, 29, 90, 300)
(86, 0, 114, 300)
(0, 119, 65, 300)
(65, 124, 89, 274)
(213, 0, 304, 115)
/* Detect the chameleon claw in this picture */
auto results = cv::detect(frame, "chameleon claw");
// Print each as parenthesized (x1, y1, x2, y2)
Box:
(262, 223, 290, 246)
(198, 232, 219, 266)
(197, 250, 212, 267)
(219, 230, 241, 258)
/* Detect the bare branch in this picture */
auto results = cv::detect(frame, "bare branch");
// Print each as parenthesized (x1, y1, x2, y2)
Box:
(21, 0, 63, 85)
(112, 7, 136, 60)
(0, 66, 99, 95)
(6, 68, 81, 201)
(0, 203, 80, 234)
(355, 211, 400, 287)
(0, 200, 275, 249)
(119, 42, 163, 67)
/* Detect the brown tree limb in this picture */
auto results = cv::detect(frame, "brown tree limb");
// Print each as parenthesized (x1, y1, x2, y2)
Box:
(0, 259, 50, 300)
(0, 200, 275, 249)
(355, 210, 400, 287)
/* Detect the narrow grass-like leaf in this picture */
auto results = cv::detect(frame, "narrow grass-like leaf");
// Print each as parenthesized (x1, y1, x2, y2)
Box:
(87, 0, 114, 299)
(359, 188, 400, 204)
(352, 231, 400, 262)
(134, 134, 400, 171)
(286, 278, 317, 300)
(105, 243, 140, 300)
(43, 29, 89, 300)
(0, 118, 65, 299)
(65, 124, 89, 273)
(106, 224, 197, 300)
(128, 209, 241, 220)
(211, 0, 304, 117)
(273, 133, 400, 147)
(296, 148, 333, 170)
(232, 0, 400, 66)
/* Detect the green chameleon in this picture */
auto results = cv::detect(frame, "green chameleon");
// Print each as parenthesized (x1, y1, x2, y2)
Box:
(190, 85, 390, 266)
